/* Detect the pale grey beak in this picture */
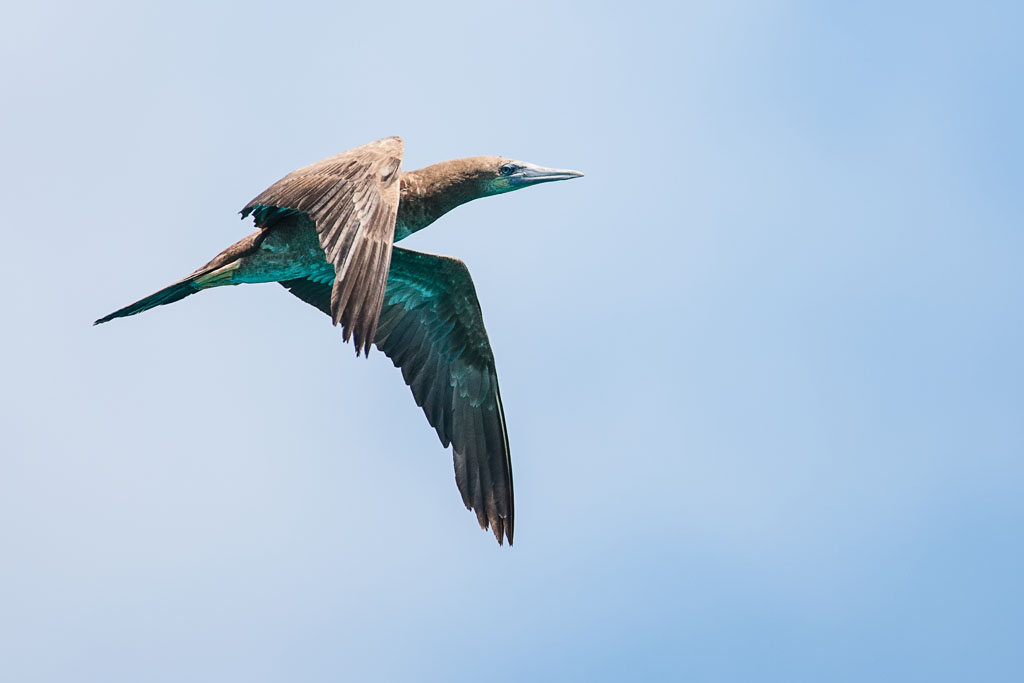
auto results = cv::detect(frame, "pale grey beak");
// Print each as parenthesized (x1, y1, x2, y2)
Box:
(510, 163, 585, 187)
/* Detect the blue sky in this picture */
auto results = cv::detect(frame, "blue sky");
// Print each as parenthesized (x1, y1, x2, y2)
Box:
(2, 1, 1022, 681)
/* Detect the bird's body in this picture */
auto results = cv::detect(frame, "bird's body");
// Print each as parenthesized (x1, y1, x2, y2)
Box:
(96, 137, 582, 545)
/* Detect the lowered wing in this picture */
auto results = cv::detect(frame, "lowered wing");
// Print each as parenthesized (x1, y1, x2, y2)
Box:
(280, 246, 514, 545)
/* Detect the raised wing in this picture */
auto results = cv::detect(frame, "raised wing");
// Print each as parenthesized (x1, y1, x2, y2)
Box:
(242, 137, 403, 356)
(280, 246, 514, 545)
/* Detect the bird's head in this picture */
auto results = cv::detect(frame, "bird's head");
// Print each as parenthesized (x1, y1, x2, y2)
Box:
(482, 157, 585, 195)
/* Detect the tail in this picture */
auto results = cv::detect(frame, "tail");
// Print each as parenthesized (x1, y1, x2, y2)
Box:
(94, 231, 266, 326)
(94, 274, 206, 325)
(94, 262, 244, 325)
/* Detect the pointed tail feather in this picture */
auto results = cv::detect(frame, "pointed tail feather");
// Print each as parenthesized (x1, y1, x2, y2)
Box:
(94, 276, 202, 325)
(94, 260, 244, 325)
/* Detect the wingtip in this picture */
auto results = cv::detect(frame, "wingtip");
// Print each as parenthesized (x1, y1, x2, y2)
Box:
(349, 332, 374, 358)
(489, 516, 513, 547)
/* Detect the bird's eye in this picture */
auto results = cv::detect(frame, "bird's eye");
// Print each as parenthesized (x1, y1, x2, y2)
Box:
(500, 163, 517, 176)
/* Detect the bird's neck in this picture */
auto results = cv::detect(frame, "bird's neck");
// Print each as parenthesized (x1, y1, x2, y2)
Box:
(395, 162, 487, 241)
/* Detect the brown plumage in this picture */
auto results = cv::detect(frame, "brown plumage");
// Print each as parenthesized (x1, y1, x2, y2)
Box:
(96, 137, 583, 545)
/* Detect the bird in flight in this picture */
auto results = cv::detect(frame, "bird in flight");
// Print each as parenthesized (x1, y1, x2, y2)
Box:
(95, 137, 583, 545)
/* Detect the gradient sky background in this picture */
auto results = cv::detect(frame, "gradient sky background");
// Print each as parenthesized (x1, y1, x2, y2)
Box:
(2, 1, 1022, 681)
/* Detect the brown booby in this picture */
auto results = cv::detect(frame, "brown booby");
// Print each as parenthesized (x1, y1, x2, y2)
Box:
(95, 137, 583, 545)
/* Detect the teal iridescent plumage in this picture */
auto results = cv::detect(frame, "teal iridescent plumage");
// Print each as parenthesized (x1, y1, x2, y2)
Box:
(244, 204, 304, 227)
(95, 137, 582, 545)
